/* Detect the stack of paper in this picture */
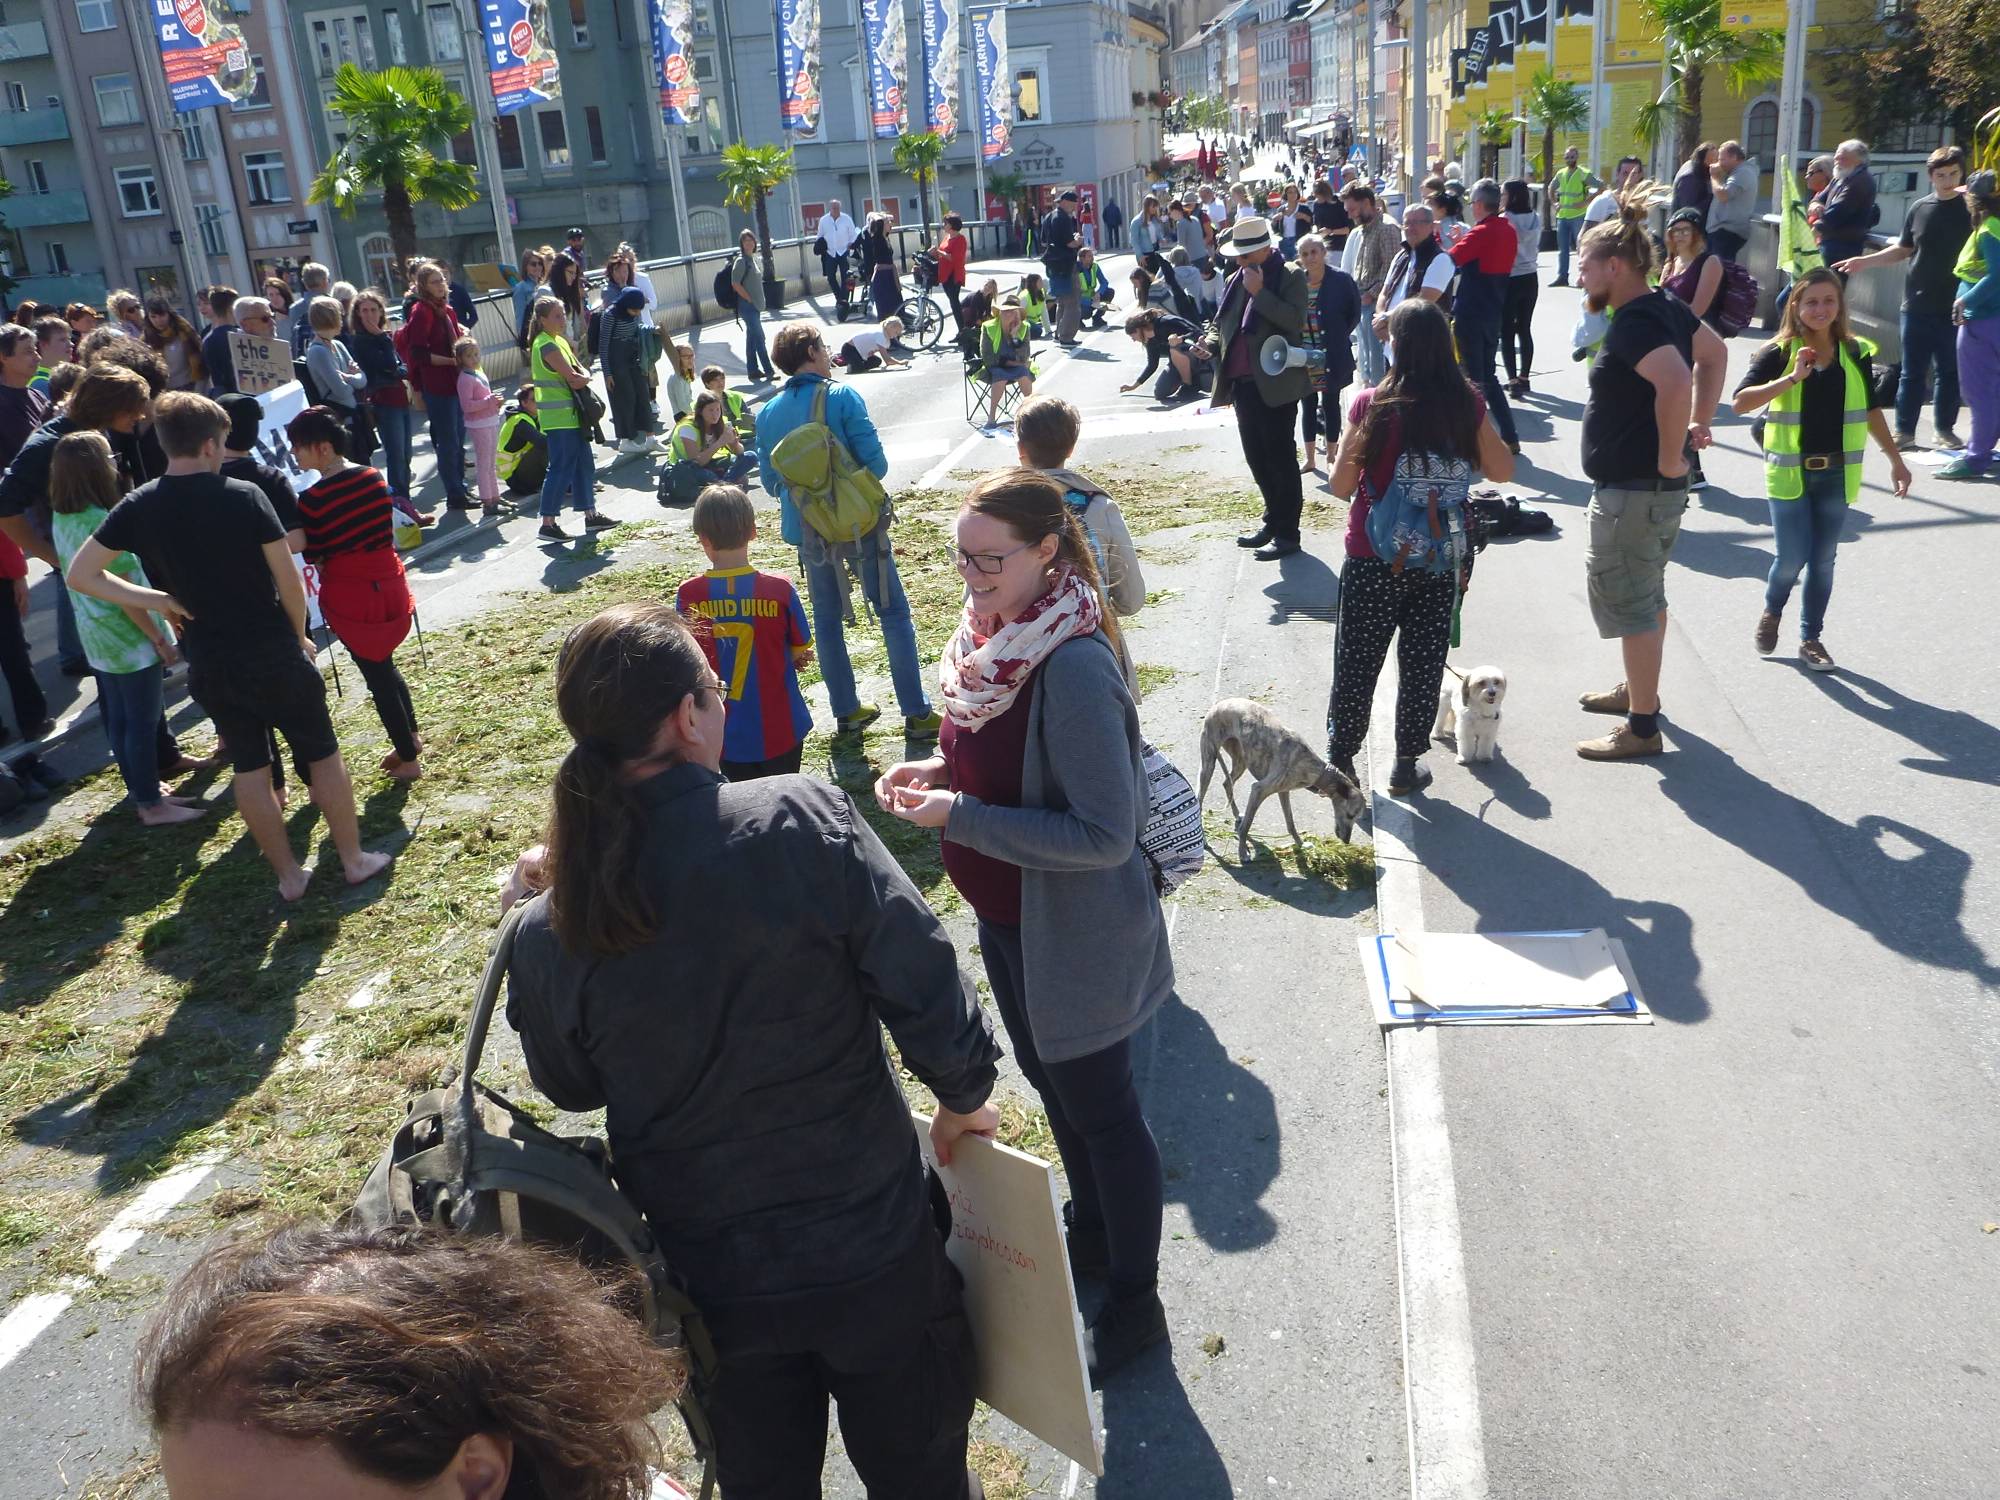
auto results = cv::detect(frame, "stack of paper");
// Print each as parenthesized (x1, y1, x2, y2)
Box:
(1360, 928, 1654, 1028)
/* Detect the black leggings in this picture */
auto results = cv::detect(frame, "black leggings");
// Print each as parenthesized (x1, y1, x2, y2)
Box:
(1502, 273, 1538, 380)
(1326, 554, 1457, 761)
(355, 651, 419, 762)
(1300, 382, 1341, 448)
(978, 917, 1163, 1299)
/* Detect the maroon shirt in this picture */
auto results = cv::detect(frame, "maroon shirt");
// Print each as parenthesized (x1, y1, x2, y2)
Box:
(939, 673, 1038, 925)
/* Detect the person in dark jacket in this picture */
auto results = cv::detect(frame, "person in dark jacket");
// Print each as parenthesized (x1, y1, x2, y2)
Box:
(1672, 143, 1716, 224)
(1816, 140, 1880, 272)
(1038, 189, 1085, 344)
(502, 600, 1000, 1500)
(1295, 232, 1361, 473)
(1120, 307, 1209, 402)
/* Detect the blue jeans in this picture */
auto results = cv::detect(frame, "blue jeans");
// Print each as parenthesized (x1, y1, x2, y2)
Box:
(798, 528, 931, 720)
(1764, 468, 1848, 641)
(374, 403, 414, 500)
(96, 664, 164, 808)
(741, 305, 774, 380)
(1356, 310, 1386, 385)
(539, 426, 596, 518)
(1895, 306, 1961, 437)
(1557, 216, 1582, 281)
(424, 388, 467, 504)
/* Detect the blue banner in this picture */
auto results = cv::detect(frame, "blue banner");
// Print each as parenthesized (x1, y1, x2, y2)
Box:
(151, 0, 258, 113)
(921, 0, 960, 138)
(969, 7, 1010, 162)
(860, 0, 908, 139)
(776, 0, 822, 132)
(481, 0, 561, 115)
(649, 0, 701, 127)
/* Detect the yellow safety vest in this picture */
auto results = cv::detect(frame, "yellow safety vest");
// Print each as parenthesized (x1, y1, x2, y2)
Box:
(530, 332, 579, 431)
(1555, 167, 1593, 219)
(1763, 337, 1875, 503)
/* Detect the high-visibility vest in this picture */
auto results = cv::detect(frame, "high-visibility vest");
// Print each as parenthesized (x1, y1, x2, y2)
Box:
(1555, 167, 1593, 219)
(1763, 337, 1875, 502)
(530, 332, 579, 431)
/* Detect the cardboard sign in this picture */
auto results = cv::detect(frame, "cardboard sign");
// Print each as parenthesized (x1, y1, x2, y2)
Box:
(913, 1113, 1101, 1475)
(229, 329, 292, 395)
(251, 381, 323, 629)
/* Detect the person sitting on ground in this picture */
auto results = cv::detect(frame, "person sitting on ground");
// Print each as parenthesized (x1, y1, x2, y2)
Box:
(979, 298, 1036, 429)
(47, 431, 204, 827)
(675, 483, 815, 780)
(669, 390, 757, 485)
(140, 1224, 687, 1500)
(286, 404, 425, 783)
(960, 277, 1000, 335)
(1019, 273, 1050, 338)
(1120, 306, 1210, 403)
(1015, 393, 1146, 674)
(65, 391, 392, 900)
(1129, 266, 1173, 312)
(836, 317, 909, 372)
(1076, 246, 1114, 329)
(698, 364, 756, 445)
(665, 342, 698, 425)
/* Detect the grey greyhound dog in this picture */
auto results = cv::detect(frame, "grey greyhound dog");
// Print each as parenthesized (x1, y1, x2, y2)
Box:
(1198, 697, 1366, 863)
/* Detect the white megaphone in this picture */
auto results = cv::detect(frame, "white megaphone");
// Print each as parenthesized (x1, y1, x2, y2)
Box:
(1260, 334, 1326, 378)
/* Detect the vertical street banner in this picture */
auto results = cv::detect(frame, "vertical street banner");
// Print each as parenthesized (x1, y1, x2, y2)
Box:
(150, 0, 259, 112)
(775, 0, 823, 132)
(1553, 0, 1593, 81)
(482, 0, 562, 114)
(970, 6, 1011, 161)
(922, 0, 961, 138)
(860, 0, 909, 138)
(1517, 0, 1549, 53)
(649, 0, 701, 126)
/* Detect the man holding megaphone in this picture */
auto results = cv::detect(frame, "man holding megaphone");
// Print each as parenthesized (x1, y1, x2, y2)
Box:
(1204, 216, 1312, 561)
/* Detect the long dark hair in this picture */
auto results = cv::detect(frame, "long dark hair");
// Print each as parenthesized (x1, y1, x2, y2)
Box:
(1359, 301, 1482, 477)
(1503, 178, 1531, 215)
(961, 468, 1122, 659)
(546, 603, 713, 956)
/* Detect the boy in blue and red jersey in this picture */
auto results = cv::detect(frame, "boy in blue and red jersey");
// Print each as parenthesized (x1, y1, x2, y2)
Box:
(675, 484, 815, 780)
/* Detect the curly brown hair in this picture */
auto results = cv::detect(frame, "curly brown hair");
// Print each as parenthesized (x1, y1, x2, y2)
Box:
(138, 1223, 684, 1500)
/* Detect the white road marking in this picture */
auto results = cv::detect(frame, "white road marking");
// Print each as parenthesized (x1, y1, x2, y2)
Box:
(0, 1153, 221, 1374)
(1368, 671, 1490, 1500)
(913, 336, 1100, 491)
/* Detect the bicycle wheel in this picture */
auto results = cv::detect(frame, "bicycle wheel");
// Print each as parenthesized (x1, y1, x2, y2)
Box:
(898, 295, 945, 350)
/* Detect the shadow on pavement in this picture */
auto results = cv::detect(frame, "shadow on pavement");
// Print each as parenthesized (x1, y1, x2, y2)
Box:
(1094, 1356, 1232, 1498)
(1459, 752, 1553, 820)
(1263, 548, 1340, 623)
(1660, 723, 2000, 987)
(1803, 667, 2000, 786)
(1142, 991, 1280, 1252)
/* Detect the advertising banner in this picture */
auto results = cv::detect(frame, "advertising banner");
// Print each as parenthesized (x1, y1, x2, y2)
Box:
(1553, 14, 1593, 80)
(150, 0, 258, 113)
(860, 0, 909, 138)
(649, 0, 701, 126)
(970, 7, 1011, 161)
(481, 0, 561, 115)
(921, 0, 961, 137)
(1722, 0, 1786, 29)
(776, 0, 823, 132)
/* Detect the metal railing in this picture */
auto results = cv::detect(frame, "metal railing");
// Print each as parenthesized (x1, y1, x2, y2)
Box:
(1744, 215, 1900, 362)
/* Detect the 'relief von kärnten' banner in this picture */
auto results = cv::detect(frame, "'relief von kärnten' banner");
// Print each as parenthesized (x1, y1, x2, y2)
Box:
(481, 0, 562, 115)
(860, 0, 909, 139)
(922, 0, 961, 138)
(649, 0, 701, 126)
(151, 0, 260, 112)
(777, 0, 823, 132)
(970, 6, 1010, 161)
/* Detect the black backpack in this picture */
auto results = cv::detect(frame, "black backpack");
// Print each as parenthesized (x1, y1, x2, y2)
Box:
(714, 265, 740, 313)
(349, 906, 719, 1499)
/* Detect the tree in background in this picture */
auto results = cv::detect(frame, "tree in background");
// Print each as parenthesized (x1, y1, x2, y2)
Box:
(307, 65, 477, 287)
(892, 132, 947, 246)
(986, 167, 1031, 252)
(1630, 0, 1784, 165)
(1912, 0, 1999, 124)
(1475, 107, 1520, 181)
(716, 142, 797, 294)
(1823, 3, 1990, 149)
(1525, 69, 1590, 191)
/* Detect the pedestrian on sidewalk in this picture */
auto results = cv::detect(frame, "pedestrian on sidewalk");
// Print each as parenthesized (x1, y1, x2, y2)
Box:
(217, 394, 306, 552)
(729, 231, 777, 385)
(1296, 232, 1361, 475)
(1208, 216, 1311, 561)
(1130, 195, 1163, 274)
(1103, 195, 1124, 250)
(1547, 147, 1601, 286)
(756, 324, 937, 737)
(1705, 142, 1760, 264)
(303, 297, 371, 460)
(504, 600, 999, 1498)
(878, 468, 1170, 1383)
(1341, 184, 1398, 386)
(512, 246, 552, 345)
(524, 298, 610, 543)
(454, 337, 507, 517)
(1586, 159, 1643, 229)
(1573, 206, 1728, 761)
(1449, 179, 1522, 454)
(598, 288, 663, 454)
(1169, 199, 1208, 270)
(1732, 268, 1910, 673)
(860, 215, 900, 323)
(288, 263, 331, 356)
(1325, 300, 1513, 795)
(1313, 177, 1354, 258)
(0, 326, 52, 739)
(404, 262, 473, 511)
(67, 393, 393, 899)
(1040, 189, 1086, 345)
(1673, 143, 1717, 224)
(1373, 205, 1455, 360)
(1501, 178, 1542, 397)
(817, 198, 861, 315)
(1836, 145, 1971, 451)
(142, 297, 205, 394)
(198, 287, 240, 397)
(1017, 396, 1147, 675)
(937, 213, 969, 328)
(1814, 141, 1879, 273)
(1939, 170, 2000, 480)
(344, 291, 414, 509)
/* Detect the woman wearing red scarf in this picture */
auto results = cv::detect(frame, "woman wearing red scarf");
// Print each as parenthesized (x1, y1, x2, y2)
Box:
(876, 468, 1171, 1385)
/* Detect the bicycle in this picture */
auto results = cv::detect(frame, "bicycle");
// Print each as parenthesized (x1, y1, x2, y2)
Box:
(895, 251, 949, 351)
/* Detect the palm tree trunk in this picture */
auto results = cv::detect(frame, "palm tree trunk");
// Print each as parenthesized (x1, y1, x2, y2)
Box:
(917, 175, 933, 247)
(754, 191, 778, 301)
(384, 176, 418, 292)
(1680, 64, 1705, 167)
(1541, 126, 1557, 222)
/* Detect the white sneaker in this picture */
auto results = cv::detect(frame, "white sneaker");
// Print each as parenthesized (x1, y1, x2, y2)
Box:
(616, 438, 650, 454)
(646, 434, 673, 451)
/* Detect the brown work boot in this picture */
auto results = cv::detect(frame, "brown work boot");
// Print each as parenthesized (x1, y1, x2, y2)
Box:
(1576, 724, 1664, 760)
(1578, 681, 1630, 715)
(1799, 638, 1836, 672)
(1755, 610, 1781, 655)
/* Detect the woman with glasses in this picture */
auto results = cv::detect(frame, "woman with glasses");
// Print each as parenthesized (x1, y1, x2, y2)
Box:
(513, 246, 553, 346)
(1295, 232, 1361, 476)
(500, 600, 1001, 1500)
(876, 469, 1172, 1386)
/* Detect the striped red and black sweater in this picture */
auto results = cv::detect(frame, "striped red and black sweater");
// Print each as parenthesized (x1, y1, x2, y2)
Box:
(298, 463, 394, 564)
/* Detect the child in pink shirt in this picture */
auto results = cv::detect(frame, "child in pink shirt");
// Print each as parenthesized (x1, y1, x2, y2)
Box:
(454, 336, 505, 518)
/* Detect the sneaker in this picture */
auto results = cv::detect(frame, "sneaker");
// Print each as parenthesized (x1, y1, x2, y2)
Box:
(1063, 1201, 1110, 1279)
(904, 710, 943, 738)
(1936, 458, 1989, 480)
(1387, 757, 1431, 795)
(1799, 638, 1836, 672)
(616, 438, 650, 454)
(1084, 1287, 1169, 1385)
(1578, 681, 1630, 715)
(1548, 276, 1569, 287)
(1892, 430, 1921, 451)
(583, 513, 617, 531)
(538, 520, 570, 542)
(1576, 724, 1664, 760)
(836, 704, 881, 735)
(1755, 610, 1780, 655)
(1933, 428, 1965, 451)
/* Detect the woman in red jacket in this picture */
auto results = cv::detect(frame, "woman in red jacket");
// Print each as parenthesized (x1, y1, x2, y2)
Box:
(938, 213, 970, 330)
(403, 262, 471, 510)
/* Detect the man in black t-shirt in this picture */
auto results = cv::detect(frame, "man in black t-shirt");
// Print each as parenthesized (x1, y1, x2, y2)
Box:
(65, 392, 391, 902)
(1834, 145, 1970, 450)
(216, 393, 305, 549)
(1573, 219, 1728, 762)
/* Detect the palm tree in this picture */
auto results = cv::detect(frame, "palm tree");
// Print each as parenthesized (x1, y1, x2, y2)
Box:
(307, 64, 477, 288)
(1525, 68, 1590, 187)
(1631, 0, 1784, 166)
(1474, 107, 1519, 180)
(716, 142, 796, 295)
(987, 167, 1030, 251)
(892, 131, 948, 245)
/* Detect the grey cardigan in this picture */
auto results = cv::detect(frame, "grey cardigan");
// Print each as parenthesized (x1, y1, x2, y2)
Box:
(945, 631, 1174, 1063)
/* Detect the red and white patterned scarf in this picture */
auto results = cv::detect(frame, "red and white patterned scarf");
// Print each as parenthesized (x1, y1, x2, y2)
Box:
(937, 565, 1102, 730)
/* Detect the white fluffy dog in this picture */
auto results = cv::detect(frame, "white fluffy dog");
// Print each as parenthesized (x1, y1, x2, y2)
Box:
(1434, 665, 1507, 764)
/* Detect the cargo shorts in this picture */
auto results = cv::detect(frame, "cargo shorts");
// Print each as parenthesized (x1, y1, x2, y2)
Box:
(1586, 483, 1690, 639)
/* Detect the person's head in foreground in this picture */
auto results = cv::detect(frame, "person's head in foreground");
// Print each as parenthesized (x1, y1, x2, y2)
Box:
(140, 1223, 682, 1500)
